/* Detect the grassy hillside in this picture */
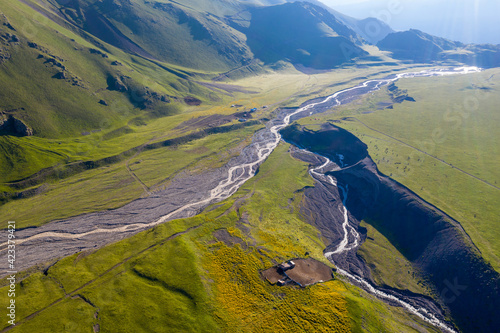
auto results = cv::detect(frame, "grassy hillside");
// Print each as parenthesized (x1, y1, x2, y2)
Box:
(0, 143, 441, 333)
(0, 0, 247, 206)
(51, 0, 255, 71)
(0, 0, 214, 138)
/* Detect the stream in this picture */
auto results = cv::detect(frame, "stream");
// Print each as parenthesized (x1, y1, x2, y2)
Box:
(305, 151, 457, 333)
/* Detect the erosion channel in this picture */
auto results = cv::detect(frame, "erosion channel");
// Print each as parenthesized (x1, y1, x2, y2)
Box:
(282, 123, 500, 333)
(2, 67, 493, 333)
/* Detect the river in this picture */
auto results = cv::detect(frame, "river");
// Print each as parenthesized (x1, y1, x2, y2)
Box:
(1, 66, 480, 331)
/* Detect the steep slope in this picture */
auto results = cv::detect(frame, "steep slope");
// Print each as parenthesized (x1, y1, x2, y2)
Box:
(0, 0, 218, 139)
(244, 2, 368, 69)
(282, 123, 500, 333)
(30, 0, 383, 72)
(51, 0, 254, 71)
(0, 0, 229, 204)
(332, 157, 500, 333)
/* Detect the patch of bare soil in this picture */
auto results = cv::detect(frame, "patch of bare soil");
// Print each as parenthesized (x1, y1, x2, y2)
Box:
(261, 267, 283, 284)
(286, 258, 334, 286)
(213, 229, 247, 249)
(261, 258, 334, 287)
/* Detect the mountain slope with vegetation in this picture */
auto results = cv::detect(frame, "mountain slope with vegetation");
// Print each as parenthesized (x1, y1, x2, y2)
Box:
(51, 0, 255, 71)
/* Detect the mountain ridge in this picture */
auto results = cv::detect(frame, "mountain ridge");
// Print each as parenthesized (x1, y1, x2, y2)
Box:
(378, 28, 500, 68)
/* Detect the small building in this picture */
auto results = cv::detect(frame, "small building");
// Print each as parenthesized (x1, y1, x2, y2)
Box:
(277, 276, 292, 286)
(250, 107, 257, 112)
(278, 260, 295, 271)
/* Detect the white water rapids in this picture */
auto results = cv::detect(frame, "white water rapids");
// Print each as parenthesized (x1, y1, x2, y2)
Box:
(5, 67, 479, 332)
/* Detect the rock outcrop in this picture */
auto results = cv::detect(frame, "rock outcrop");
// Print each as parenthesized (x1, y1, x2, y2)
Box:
(0, 112, 33, 136)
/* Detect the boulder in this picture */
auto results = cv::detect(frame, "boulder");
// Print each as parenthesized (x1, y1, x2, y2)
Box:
(52, 71, 67, 79)
(107, 75, 128, 92)
(3, 22, 16, 31)
(27, 41, 38, 49)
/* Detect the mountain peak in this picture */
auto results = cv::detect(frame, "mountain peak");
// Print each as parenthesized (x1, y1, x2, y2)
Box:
(244, 1, 367, 69)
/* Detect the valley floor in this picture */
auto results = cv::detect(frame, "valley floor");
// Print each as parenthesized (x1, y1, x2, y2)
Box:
(1, 65, 498, 333)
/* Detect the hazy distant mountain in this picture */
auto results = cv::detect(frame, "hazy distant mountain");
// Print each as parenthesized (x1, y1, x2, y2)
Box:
(300, 0, 394, 44)
(320, 0, 500, 45)
(378, 29, 500, 68)
(377, 29, 462, 62)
